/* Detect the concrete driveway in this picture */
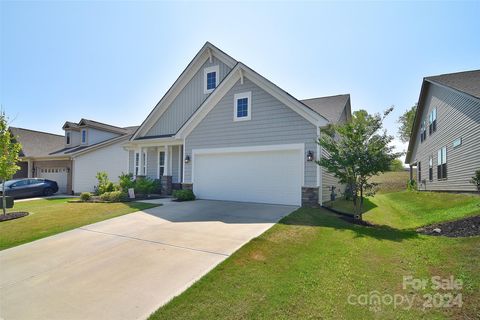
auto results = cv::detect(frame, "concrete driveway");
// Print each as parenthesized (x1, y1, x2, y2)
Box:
(0, 200, 296, 320)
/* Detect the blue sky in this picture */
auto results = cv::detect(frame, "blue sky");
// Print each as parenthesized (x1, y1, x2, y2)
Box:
(1, 1, 479, 158)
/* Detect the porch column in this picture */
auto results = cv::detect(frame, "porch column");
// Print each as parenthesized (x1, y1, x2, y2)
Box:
(138, 147, 144, 177)
(27, 159, 33, 178)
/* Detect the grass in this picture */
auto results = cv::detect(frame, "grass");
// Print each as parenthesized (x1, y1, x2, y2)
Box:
(371, 170, 411, 194)
(0, 198, 158, 250)
(329, 191, 480, 229)
(150, 192, 480, 320)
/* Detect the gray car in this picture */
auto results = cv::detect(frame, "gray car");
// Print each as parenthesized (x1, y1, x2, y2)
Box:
(0, 178, 59, 199)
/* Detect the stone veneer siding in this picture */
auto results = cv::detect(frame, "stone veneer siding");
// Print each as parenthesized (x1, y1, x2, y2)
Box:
(302, 187, 319, 207)
(160, 176, 172, 195)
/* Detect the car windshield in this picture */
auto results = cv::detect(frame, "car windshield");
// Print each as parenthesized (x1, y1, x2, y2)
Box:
(2, 180, 20, 187)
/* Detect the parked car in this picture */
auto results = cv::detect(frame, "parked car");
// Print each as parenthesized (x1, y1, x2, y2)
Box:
(0, 178, 59, 199)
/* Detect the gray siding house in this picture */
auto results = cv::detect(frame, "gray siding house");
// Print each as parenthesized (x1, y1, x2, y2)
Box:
(405, 70, 480, 192)
(125, 42, 351, 206)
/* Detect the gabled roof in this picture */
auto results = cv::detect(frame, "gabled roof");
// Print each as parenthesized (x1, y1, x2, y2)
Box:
(405, 69, 480, 163)
(49, 134, 133, 157)
(301, 94, 351, 123)
(131, 42, 238, 140)
(425, 70, 480, 100)
(9, 127, 65, 158)
(63, 118, 129, 134)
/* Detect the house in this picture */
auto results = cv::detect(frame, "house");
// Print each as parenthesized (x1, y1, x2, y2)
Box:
(12, 119, 137, 194)
(124, 42, 351, 206)
(405, 70, 480, 192)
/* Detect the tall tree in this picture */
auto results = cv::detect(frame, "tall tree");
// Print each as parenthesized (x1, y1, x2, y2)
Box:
(0, 112, 22, 215)
(317, 108, 402, 219)
(397, 104, 417, 143)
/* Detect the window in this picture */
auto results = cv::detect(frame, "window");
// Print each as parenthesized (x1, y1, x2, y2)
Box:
(429, 156, 433, 181)
(66, 132, 71, 145)
(234, 92, 252, 121)
(135, 152, 140, 176)
(437, 146, 447, 180)
(158, 151, 165, 177)
(429, 108, 437, 135)
(142, 152, 147, 176)
(418, 161, 421, 182)
(453, 137, 462, 148)
(204, 65, 219, 94)
(81, 129, 87, 144)
(420, 120, 427, 142)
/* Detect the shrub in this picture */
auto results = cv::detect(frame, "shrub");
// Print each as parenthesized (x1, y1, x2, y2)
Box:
(470, 169, 480, 194)
(119, 172, 135, 192)
(95, 172, 117, 195)
(80, 192, 92, 201)
(100, 191, 127, 202)
(407, 179, 417, 191)
(173, 189, 196, 201)
(135, 177, 158, 196)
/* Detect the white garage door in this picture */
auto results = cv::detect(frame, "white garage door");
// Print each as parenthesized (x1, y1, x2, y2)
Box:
(38, 168, 68, 193)
(193, 147, 303, 205)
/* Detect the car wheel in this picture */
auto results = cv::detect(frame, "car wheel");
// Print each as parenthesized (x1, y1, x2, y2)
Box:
(44, 188, 54, 196)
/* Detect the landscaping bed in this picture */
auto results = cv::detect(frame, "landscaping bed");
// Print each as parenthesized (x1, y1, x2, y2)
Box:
(417, 215, 480, 237)
(0, 211, 29, 222)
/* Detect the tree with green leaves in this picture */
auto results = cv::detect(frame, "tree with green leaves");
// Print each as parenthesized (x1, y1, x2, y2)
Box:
(0, 112, 22, 215)
(389, 158, 405, 172)
(397, 104, 417, 143)
(317, 108, 402, 219)
(470, 169, 480, 195)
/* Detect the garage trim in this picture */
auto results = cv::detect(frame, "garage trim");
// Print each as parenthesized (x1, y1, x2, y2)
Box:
(191, 143, 305, 186)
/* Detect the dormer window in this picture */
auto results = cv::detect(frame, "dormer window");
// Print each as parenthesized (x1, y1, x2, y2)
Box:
(204, 65, 219, 94)
(66, 132, 71, 145)
(81, 129, 87, 144)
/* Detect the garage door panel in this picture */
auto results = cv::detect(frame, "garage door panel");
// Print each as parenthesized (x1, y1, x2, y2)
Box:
(38, 168, 68, 193)
(193, 149, 302, 205)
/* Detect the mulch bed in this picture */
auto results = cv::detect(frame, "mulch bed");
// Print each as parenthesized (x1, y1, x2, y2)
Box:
(322, 205, 375, 226)
(417, 215, 480, 237)
(0, 212, 29, 222)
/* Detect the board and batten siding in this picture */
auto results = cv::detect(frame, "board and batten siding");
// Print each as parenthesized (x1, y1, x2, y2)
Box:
(87, 128, 121, 145)
(145, 57, 232, 136)
(146, 147, 157, 178)
(184, 77, 318, 187)
(410, 82, 480, 192)
(73, 141, 128, 193)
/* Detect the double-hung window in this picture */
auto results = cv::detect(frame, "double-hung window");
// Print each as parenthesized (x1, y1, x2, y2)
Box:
(418, 161, 422, 182)
(234, 92, 252, 121)
(135, 152, 140, 176)
(437, 146, 447, 180)
(158, 151, 165, 177)
(66, 132, 71, 145)
(420, 120, 427, 142)
(429, 108, 437, 135)
(81, 129, 87, 144)
(429, 156, 433, 181)
(204, 65, 219, 94)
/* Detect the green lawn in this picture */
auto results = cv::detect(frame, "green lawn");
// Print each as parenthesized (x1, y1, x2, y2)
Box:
(371, 170, 411, 194)
(150, 192, 480, 319)
(0, 198, 158, 250)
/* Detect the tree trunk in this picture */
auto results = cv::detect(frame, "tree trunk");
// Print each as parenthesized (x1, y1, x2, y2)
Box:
(359, 185, 364, 220)
(2, 179, 6, 215)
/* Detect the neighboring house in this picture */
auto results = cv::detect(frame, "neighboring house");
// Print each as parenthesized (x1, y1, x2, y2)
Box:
(124, 42, 351, 206)
(12, 119, 137, 194)
(405, 70, 480, 192)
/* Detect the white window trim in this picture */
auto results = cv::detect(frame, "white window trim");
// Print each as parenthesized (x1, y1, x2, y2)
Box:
(158, 150, 165, 178)
(134, 152, 140, 177)
(233, 91, 252, 122)
(204, 65, 219, 94)
(81, 129, 87, 144)
(142, 151, 147, 176)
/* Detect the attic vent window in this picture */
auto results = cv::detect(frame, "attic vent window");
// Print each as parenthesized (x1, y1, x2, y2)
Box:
(204, 65, 219, 94)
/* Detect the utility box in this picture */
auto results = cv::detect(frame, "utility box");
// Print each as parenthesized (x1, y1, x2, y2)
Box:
(0, 196, 14, 209)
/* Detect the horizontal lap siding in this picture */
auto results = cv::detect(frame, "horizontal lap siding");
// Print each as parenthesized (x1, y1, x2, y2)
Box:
(171, 145, 180, 183)
(321, 148, 346, 203)
(128, 150, 134, 175)
(411, 83, 480, 191)
(184, 78, 318, 186)
(146, 147, 158, 179)
(146, 57, 231, 136)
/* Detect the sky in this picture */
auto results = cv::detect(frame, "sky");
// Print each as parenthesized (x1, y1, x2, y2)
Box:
(1, 1, 479, 161)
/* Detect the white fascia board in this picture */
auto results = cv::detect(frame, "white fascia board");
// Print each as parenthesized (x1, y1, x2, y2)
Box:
(126, 138, 183, 149)
(177, 63, 328, 139)
(132, 43, 237, 140)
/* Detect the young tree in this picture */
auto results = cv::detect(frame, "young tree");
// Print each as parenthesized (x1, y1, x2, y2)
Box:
(470, 169, 480, 195)
(0, 112, 22, 215)
(317, 108, 402, 219)
(389, 158, 405, 172)
(397, 104, 417, 143)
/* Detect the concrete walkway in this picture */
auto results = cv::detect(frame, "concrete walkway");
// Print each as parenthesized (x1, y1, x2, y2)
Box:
(0, 200, 296, 320)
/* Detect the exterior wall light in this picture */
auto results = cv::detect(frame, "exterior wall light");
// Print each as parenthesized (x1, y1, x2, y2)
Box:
(306, 150, 315, 162)
(184, 155, 191, 163)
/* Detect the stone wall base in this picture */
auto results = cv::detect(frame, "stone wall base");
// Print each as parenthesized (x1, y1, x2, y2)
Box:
(160, 176, 173, 195)
(181, 183, 193, 190)
(302, 187, 319, 207)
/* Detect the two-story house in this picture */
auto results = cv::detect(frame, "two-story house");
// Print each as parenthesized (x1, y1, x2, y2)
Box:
(13, 119, 137, 194)
(124, 42, 351, 206)
(405, 70, 480, 192)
